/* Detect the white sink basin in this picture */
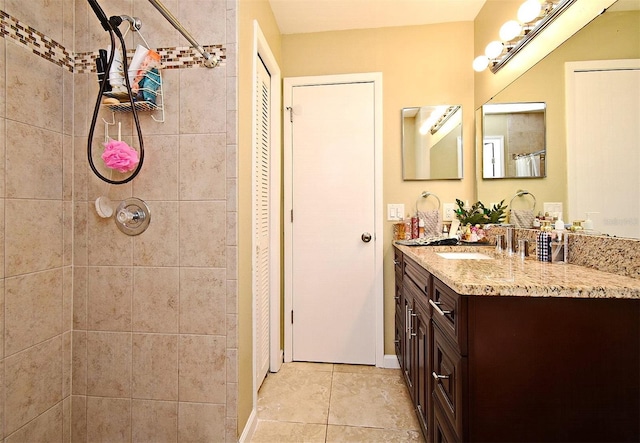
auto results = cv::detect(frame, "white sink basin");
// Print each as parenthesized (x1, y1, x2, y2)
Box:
(436, 252, 493, 260)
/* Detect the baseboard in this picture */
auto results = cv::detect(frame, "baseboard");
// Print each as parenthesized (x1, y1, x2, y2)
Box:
(383, 354, 401, 369)
(238, 408, 257, 443)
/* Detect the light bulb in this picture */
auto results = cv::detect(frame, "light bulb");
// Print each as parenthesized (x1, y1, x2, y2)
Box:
(518, 0, 542, 23)
(500, 20, 522, 42)
(485, 41, 504, 59)
(472, 55, 490, 72)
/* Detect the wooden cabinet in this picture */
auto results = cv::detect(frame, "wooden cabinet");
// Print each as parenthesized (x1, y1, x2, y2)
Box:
(394, 247, 640, 443)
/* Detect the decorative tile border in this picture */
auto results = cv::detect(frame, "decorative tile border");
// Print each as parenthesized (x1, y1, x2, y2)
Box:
(0, 9, 226, 73)
(0, 10, 74, 71)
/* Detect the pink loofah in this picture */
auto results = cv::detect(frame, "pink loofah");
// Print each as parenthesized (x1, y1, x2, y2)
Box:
(102, 140, 140, 173)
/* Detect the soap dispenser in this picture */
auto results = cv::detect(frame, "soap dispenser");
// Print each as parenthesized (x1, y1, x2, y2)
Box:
(583, 212, 599, 231)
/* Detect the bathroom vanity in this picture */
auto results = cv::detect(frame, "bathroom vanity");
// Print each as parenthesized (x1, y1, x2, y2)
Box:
(394, 244, 640, 443)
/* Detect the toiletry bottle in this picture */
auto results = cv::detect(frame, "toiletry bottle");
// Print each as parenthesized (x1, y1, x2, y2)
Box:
(411, 214, 419, 239)
(405, 215, 412, 240)
(418, 218, 425, 238)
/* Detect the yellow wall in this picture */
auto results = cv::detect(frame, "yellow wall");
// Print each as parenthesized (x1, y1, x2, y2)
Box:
(238, 0, 282, 435)
(281, 22, 476, 358)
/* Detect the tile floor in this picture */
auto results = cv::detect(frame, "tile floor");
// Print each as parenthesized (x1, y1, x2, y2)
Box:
(250, 362, 424, 442)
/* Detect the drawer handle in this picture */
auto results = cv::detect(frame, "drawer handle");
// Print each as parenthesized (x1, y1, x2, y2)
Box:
(429, 299, 453, 316)
(432, 371, 450, 381)
(393, 259, 400, 265)
(394, 295, 400, 301)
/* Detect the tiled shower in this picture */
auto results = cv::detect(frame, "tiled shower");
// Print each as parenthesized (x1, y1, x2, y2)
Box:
(0, 0, 238, 441)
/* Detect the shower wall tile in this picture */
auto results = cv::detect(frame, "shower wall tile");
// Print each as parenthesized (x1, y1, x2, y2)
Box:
(179, 201, 226, 267)
(4, 401, 63, 443)
(86, 331, 131, 398)
(226, 109, 237, 145)
(63, 135, 73, 201)
(177, 402, 226, 443)
(179, 133, 226, 200)
(5, 43, 63, 133)
(226, 245, 237, 280)
(0, 41, 5, 118)
(73, 201, 88, 266)
(4, 270, 63, 357)
(0, 279, 4, 359)
(63, 201, 73, 265)
(73, 0, 89, 53)
(5, 199, 63, 277)
(73, 266, 88, 330)
(179, 267, 226, 335)
(132, 0, 179, 48)
(71, 331, 87, 396)
(5, 121, 63, 199)
(178, 0, 226, 44)
(179, 66, 226, 134)
(4, 337, 63, 435)
(73, 73, 89, 137)
(5, 0, 64, 44)
(132, 266, 179, 333)
(62, 0, 73, 51)
(73, 136, 89, 202)
(226, 348, 237, 384)
(226, 278, 237, 315)
(131, 400, 178, 443)
(133, 201, 179, 267)
(86, 396, 131, 443)
(227, 142, 237, 179)
(132, 135, 179, 200)
(63, 266, 73, 330)
(227, 211, 237, 249)
(227, 176, 237, 212)
(178, 334, 226, 403)
(71, 395, 87, 443)
(63, 70, 74, 136)
(87, 209, 133, 266)
(87, 266, 132, 332)
(63, 396, 71, 443)
(0, 118, 4, 201)
(132, 333, 178, 400)
(63, 331, 72, 398)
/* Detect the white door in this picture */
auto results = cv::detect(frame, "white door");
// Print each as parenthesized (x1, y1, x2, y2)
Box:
(284, 75, 382, 365)
(566, 60, 640, 238)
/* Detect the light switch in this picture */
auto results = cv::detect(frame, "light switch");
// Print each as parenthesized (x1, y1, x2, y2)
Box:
(387, 204, 405, 221)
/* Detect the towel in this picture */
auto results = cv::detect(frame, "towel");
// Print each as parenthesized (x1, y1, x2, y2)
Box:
(510, 209, 535, 228)
(418, 209, 442, 237)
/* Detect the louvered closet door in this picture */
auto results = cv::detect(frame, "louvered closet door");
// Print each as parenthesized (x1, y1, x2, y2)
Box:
(254, 57, 271, 388)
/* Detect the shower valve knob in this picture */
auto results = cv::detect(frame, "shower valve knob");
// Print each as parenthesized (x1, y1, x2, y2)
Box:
(115, 198, 151, 236)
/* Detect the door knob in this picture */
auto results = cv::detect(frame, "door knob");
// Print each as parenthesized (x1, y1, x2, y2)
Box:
(361, 232, 372, 243)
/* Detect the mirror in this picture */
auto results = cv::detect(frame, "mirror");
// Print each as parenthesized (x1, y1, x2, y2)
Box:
(482, 102, 546, 179)
(475, 0, 639, 237)
(402, 105, 463, 180)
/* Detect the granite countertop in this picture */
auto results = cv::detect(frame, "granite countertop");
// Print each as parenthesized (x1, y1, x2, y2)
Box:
(395, 244, 640, 300)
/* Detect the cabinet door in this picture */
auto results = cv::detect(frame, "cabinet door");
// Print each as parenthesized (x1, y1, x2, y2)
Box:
(413, 297, 431, 436)
(433, 398, 460, 443)
(432, 324, 465, 437)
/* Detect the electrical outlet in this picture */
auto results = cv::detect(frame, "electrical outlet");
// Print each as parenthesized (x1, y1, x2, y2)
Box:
(543, 202, 563, 217)
(443, 203, 456, 221)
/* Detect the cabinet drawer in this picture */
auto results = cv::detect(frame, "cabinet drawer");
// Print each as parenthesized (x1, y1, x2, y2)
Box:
(404, 256, 431, 297)
(433, 397, 460, 443)
(432, 324, 465, 438)
(430, 278, 467, 354)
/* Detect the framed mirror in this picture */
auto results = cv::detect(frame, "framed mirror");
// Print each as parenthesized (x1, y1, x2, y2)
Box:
(402, 105, 463, 180)
(482, 102, 546, 179)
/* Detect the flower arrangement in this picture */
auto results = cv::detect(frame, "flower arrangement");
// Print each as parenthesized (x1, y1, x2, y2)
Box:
(102, 140, 140, 173)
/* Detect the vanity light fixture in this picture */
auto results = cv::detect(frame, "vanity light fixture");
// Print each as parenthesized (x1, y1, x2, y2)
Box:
(418, 105, 449, 135)
(473, 0, 578, 73)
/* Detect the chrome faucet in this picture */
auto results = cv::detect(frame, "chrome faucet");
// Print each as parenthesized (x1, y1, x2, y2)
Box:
(506, 225, 516, 255)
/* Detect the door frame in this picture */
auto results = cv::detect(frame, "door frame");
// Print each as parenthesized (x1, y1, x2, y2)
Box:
(283, 72, 384, 367)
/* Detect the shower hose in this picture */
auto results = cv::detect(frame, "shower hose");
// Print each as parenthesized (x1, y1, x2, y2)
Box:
(87, 0, 145, 184)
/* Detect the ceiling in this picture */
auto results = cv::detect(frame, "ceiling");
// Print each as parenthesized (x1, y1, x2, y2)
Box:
(269, 0, 488, 35)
